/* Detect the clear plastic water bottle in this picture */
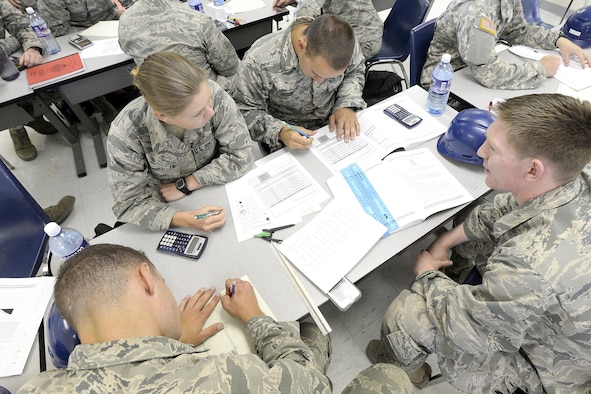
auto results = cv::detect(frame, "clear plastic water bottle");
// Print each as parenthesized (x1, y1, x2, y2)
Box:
(44, 222, 89, 261)
(426, 53, 453, 116)
(188, 0, 204, 13)
(26, 7, 61, 55)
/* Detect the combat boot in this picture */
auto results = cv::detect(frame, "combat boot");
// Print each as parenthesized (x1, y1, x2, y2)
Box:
(44, 196, 75, 224)
(9, 126, 37, 161)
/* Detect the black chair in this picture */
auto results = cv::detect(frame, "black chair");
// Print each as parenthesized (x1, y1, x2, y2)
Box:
(521, 0, 553, 29)
(365, 0, 431, 89)
(0, 159, 49, 278)
(409, 18, 437, 87)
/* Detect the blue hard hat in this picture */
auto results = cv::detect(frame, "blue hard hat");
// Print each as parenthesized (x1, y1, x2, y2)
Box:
(562, 6, 591, 48)
(437, 109, 495, 165)
(46, 302, 80, 368)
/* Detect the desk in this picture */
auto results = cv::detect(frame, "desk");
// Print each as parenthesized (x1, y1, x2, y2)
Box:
(220, 0, 288, 51)
(93, 86, 489, 321)
(450, 48, 567, 109)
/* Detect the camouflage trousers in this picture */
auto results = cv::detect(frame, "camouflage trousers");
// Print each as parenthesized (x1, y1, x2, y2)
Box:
(342, 363, 415, 394)
(380, 289, 543, 394)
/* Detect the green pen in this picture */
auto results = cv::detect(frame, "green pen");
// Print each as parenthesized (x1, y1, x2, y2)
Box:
(195, 210, 222, 220)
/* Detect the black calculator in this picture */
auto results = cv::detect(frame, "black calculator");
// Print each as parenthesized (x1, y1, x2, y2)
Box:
(157, 230, 208, 259)
(383, 103, 422, 128)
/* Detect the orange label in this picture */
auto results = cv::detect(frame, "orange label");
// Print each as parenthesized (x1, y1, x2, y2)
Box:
(479, 17, 497, 35)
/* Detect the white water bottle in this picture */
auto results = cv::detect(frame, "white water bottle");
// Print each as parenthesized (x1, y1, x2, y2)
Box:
(426, 53, 453, 116)
(44, 222, 89, 261)
(188, 0, 204, 12)
(26, 7, 61, 55)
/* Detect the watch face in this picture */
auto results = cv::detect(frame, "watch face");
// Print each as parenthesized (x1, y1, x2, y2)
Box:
(176, 178, 185, 189)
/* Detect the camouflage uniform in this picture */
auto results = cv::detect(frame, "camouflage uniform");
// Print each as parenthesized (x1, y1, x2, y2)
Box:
(36, 0, 121, 37)
(296, 0, 383, 60)
(380, 167, 591, 393)
(118, 0, 239, 93)
(17, 317, 332, 393)
(107, 80, 254, 231)
(343, 363, 415, 394)
(233, 18, 366, 152)
(0, 0, 41, 56)
(421, 0, 561, 89)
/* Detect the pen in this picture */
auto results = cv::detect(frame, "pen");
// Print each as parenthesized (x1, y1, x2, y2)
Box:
(282, 121, 310, 139)
(227, 17, 242, 26)
(194, 209, 222, 220)
(230, 280, 236, 296)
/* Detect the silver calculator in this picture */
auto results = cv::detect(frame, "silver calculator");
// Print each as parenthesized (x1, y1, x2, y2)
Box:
(383, 103, 422, 128)
(157, 230, 208, 259)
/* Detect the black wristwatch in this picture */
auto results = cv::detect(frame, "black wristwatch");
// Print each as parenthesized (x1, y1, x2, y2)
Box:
(175, 177, 192, 195)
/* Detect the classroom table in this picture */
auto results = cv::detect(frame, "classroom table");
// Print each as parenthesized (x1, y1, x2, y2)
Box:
(93, 85, 489, 322)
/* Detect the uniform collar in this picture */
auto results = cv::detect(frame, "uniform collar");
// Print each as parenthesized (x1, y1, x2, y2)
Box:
(66, 336, 205, 370)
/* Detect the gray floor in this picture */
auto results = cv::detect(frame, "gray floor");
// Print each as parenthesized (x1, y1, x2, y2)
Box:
(0, 4, 569, 393)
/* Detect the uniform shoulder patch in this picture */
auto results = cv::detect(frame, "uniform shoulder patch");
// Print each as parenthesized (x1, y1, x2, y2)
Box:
(478, 17, 497, 35)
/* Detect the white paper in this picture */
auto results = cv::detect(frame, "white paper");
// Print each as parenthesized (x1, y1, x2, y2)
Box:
(327, 148, 474, 233)
(197, 275, 275, 355)
(80, 20, 119, 37)
(225, 151, 329, 241)
(509, 45, 591, 91)
(225, 0, 265, 14)
(80, 38, 125, 59)
(310, 96, 446, 174)
(0, 277, 55, 377)
(277, 198, 386, 293)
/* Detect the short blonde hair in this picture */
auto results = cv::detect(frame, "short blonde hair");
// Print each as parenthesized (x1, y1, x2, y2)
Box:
(130, 51, 208, 116)
(495, 94, 591, 183)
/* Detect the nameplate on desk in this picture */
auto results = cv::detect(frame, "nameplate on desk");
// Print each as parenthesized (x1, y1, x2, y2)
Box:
(26, 53, 85, 88)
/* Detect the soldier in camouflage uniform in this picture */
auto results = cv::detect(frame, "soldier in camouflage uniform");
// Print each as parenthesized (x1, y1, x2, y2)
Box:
(421, 0, 591, 89)
(17, 244, 332, 393)
(286, 0, 383, 60)
(36, 0, 133, 37)
(233, 14, 366, 153)
(118, 0, 239, 93)
(367, 94, 591, 392)
(107, 51, 253, 231)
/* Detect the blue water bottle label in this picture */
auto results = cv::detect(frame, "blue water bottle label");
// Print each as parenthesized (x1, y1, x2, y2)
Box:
(31, 24, 50, 38)
(430, 77, 451, 94)
(61, 239, 89, 260)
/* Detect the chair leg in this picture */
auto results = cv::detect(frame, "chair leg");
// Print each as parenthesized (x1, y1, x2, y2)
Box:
(0, 153, 15, 170)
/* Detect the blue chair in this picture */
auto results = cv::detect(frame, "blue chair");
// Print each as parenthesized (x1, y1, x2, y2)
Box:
(0, 159, 49, 278)
(521, 0, 553, 29)
(365, 0, 431, 89)
(409, 18, 437, 87)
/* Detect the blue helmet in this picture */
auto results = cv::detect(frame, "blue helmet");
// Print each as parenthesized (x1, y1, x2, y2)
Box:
(46, 302, 80, 368)
(437, 109, 495, 165)
(562, 6, 591, 48)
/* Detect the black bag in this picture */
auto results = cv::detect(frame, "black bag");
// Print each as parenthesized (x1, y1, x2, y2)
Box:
(362, 70, 404, 106)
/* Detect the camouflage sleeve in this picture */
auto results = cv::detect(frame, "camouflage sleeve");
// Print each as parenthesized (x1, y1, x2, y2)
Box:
(0, 1, 41, 54)
(333, 42, 367, 112)
(294, 0, 322, 18)
(37, 0, 72, 37)
(107, 116, 177, 231)
(463, 192, 518, 242)
(412, 256, 550, 357)
(190, 82, 254, 186)
(500, 2, 560, 50)
(233, 56, 285, 151)
(457, 13, 547, 89)
(247, 316, 331, 392)
(201, 18, 240, 78)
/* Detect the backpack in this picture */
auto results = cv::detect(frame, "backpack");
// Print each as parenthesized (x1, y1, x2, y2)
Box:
(362, 70, 404, 106)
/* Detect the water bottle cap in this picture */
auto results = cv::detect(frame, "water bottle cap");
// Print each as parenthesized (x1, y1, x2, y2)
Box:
(25, 7, 34, 13)
(44, 222, 62, 237)
(442, 53, 451, 63)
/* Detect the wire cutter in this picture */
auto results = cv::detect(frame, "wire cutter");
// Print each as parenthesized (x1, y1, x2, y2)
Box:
(253, 224, 295, 243)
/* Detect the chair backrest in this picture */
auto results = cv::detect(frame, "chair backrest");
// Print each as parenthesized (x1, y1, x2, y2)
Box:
(409, 18, 437, 87)
(378, 0, 431, 61)
(521, 0, 542, 24)
(0, 159, 49, 277)
(521, 0, 553, 28)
